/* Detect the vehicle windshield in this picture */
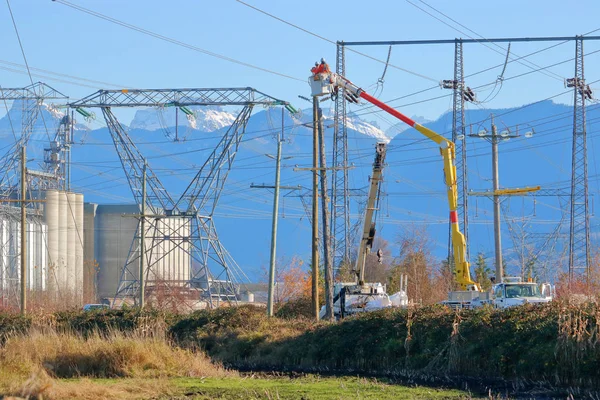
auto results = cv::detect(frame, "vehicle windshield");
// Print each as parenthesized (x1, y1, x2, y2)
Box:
(504, 284, 541, 298)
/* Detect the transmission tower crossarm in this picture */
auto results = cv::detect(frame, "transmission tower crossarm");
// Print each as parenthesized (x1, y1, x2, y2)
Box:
(469, 186, 541, 197)
(69, 87, 290, 108)
(0, 82, 68, 101)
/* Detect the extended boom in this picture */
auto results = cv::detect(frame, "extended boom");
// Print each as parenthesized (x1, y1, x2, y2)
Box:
(311, 69, 479, 291)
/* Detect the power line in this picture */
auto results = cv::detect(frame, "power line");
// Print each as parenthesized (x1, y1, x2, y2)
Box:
(5, 0, 52, 142)
(53, 0, 304, 82)
(0, 59, 125, 88)
(409, 0, 565, 82)
(234, 0, 438, 83)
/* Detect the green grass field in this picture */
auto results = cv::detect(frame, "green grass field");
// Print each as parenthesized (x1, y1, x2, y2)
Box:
(170, 376, 478, 400)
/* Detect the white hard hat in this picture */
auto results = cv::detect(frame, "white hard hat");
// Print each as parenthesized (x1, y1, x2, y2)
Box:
(321, 58, 326, 63)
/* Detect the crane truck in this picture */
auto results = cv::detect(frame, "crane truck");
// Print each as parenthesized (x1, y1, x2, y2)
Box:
(310, 66, 552, 309)
(318, 142, 407, 319)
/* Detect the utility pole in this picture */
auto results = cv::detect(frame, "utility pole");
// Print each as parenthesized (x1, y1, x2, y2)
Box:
(139, 161, 146, 308)
(468, 116, 519, 281)
(317, 108, 333, 320)
(312, 97, 320, 320)
(267, 109, 284, 317)
(20, 146, 26, 315)
(491, 120, 503, 281)
(250, 110, 300, 316)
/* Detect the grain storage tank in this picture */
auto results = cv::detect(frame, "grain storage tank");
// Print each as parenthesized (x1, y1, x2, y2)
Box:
(83, 202, 97, 302)
(95, 204, 140, 300)
(74, 193, 84, 298)
(66, 192, 77, 293)
(57, 191, 68, 291)
(44, 190, 59, 292)
(146, 217, 190, 285)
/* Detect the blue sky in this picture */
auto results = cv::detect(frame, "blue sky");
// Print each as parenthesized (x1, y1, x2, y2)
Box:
(2, 0, 600, 126)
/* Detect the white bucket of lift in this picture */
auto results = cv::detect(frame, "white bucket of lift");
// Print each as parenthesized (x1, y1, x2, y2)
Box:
(309, 75, 332, 97)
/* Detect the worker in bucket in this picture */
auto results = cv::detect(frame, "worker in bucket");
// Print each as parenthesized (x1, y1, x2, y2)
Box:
(310, 61, 320, 75)
(320, 58, 331, 74)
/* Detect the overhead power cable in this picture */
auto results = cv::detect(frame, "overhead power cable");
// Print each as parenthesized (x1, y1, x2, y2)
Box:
(234, 0, 438, 83)
(53, 0, 304, 82)
(6, 0, 52, 141)
(407, 0, 565, 82)
(0, 59, 125, 88)
(0, 65, 105, 90)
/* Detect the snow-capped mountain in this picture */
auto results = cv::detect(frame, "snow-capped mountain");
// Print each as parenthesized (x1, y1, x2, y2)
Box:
(296, 108, 393, 143)
(129, 106, 236, 132)
(385, 115, 431, 138)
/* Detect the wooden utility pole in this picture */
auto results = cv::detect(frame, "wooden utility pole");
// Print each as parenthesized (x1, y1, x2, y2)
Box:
(312, 97, 320, 320)
(20, 146, 26, 315)
(490, 119, 503, 281)
(317, 108, 333, 320)
(266, 108, 284, 317)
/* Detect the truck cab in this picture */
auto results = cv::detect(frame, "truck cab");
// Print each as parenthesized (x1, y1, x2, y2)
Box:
(489, 277, 553, 308)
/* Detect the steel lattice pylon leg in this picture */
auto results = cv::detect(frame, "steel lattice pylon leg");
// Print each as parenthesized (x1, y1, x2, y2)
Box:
(332, 42, 351, 274)
(109, 106, 254, 308)
(568, 36, 591, 281)
(447, 40, 469, 265)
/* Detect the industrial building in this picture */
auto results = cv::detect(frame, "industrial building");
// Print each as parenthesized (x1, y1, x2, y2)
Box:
(0, 189, 84, 308)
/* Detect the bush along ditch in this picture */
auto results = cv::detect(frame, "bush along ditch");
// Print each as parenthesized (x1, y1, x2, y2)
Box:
(1, 301, 599, 389)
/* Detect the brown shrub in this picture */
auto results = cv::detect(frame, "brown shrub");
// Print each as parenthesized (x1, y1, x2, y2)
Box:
(0, 328, 234, 398)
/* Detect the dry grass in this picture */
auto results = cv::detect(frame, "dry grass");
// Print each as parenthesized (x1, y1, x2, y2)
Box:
(0, 327, 235, 399)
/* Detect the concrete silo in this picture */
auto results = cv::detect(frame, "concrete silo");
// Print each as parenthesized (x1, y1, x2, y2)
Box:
(57, 191, 68, 291)
(43, 190, 84, 302)
(44, 190, 59, 291)
(83, 202, 96, 302)
(72, 193, 84, 297)
(95, 204, 140, 300)
(146, 217, 190, 285)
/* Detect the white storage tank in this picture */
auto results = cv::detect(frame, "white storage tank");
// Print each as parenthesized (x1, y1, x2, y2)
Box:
(44, 190, 59, 291)
(146, 217, 190, 286)
(74, 193, 84, 298)
(57, 191, 68, 291)
(66, 192, 77, 293)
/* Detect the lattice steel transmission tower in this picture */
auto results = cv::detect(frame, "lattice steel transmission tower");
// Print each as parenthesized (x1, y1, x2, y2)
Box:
(0, 83, 68, 197)
(0, 82, 68, 308)
(442, 39, 472, 263)
(567, 36, 592, 281)
(69, 88, 292, 308)
(332, 42, 351, 271)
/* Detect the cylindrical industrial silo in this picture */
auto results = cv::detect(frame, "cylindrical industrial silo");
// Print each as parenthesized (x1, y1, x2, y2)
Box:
(44, 190, 59, 292)
(40, 222, 47, 291)
(58, 191, 68, 291)
(181, 219, 191, 284)
(0, 218, 7, 296)
(66, 192, 77, 294)
(74, 193, 84, 301)
(27, 221, 35, 290)
(83, 203, 97, 302)
(146, 217, 190, 287)
(95, 204, 139, 301)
